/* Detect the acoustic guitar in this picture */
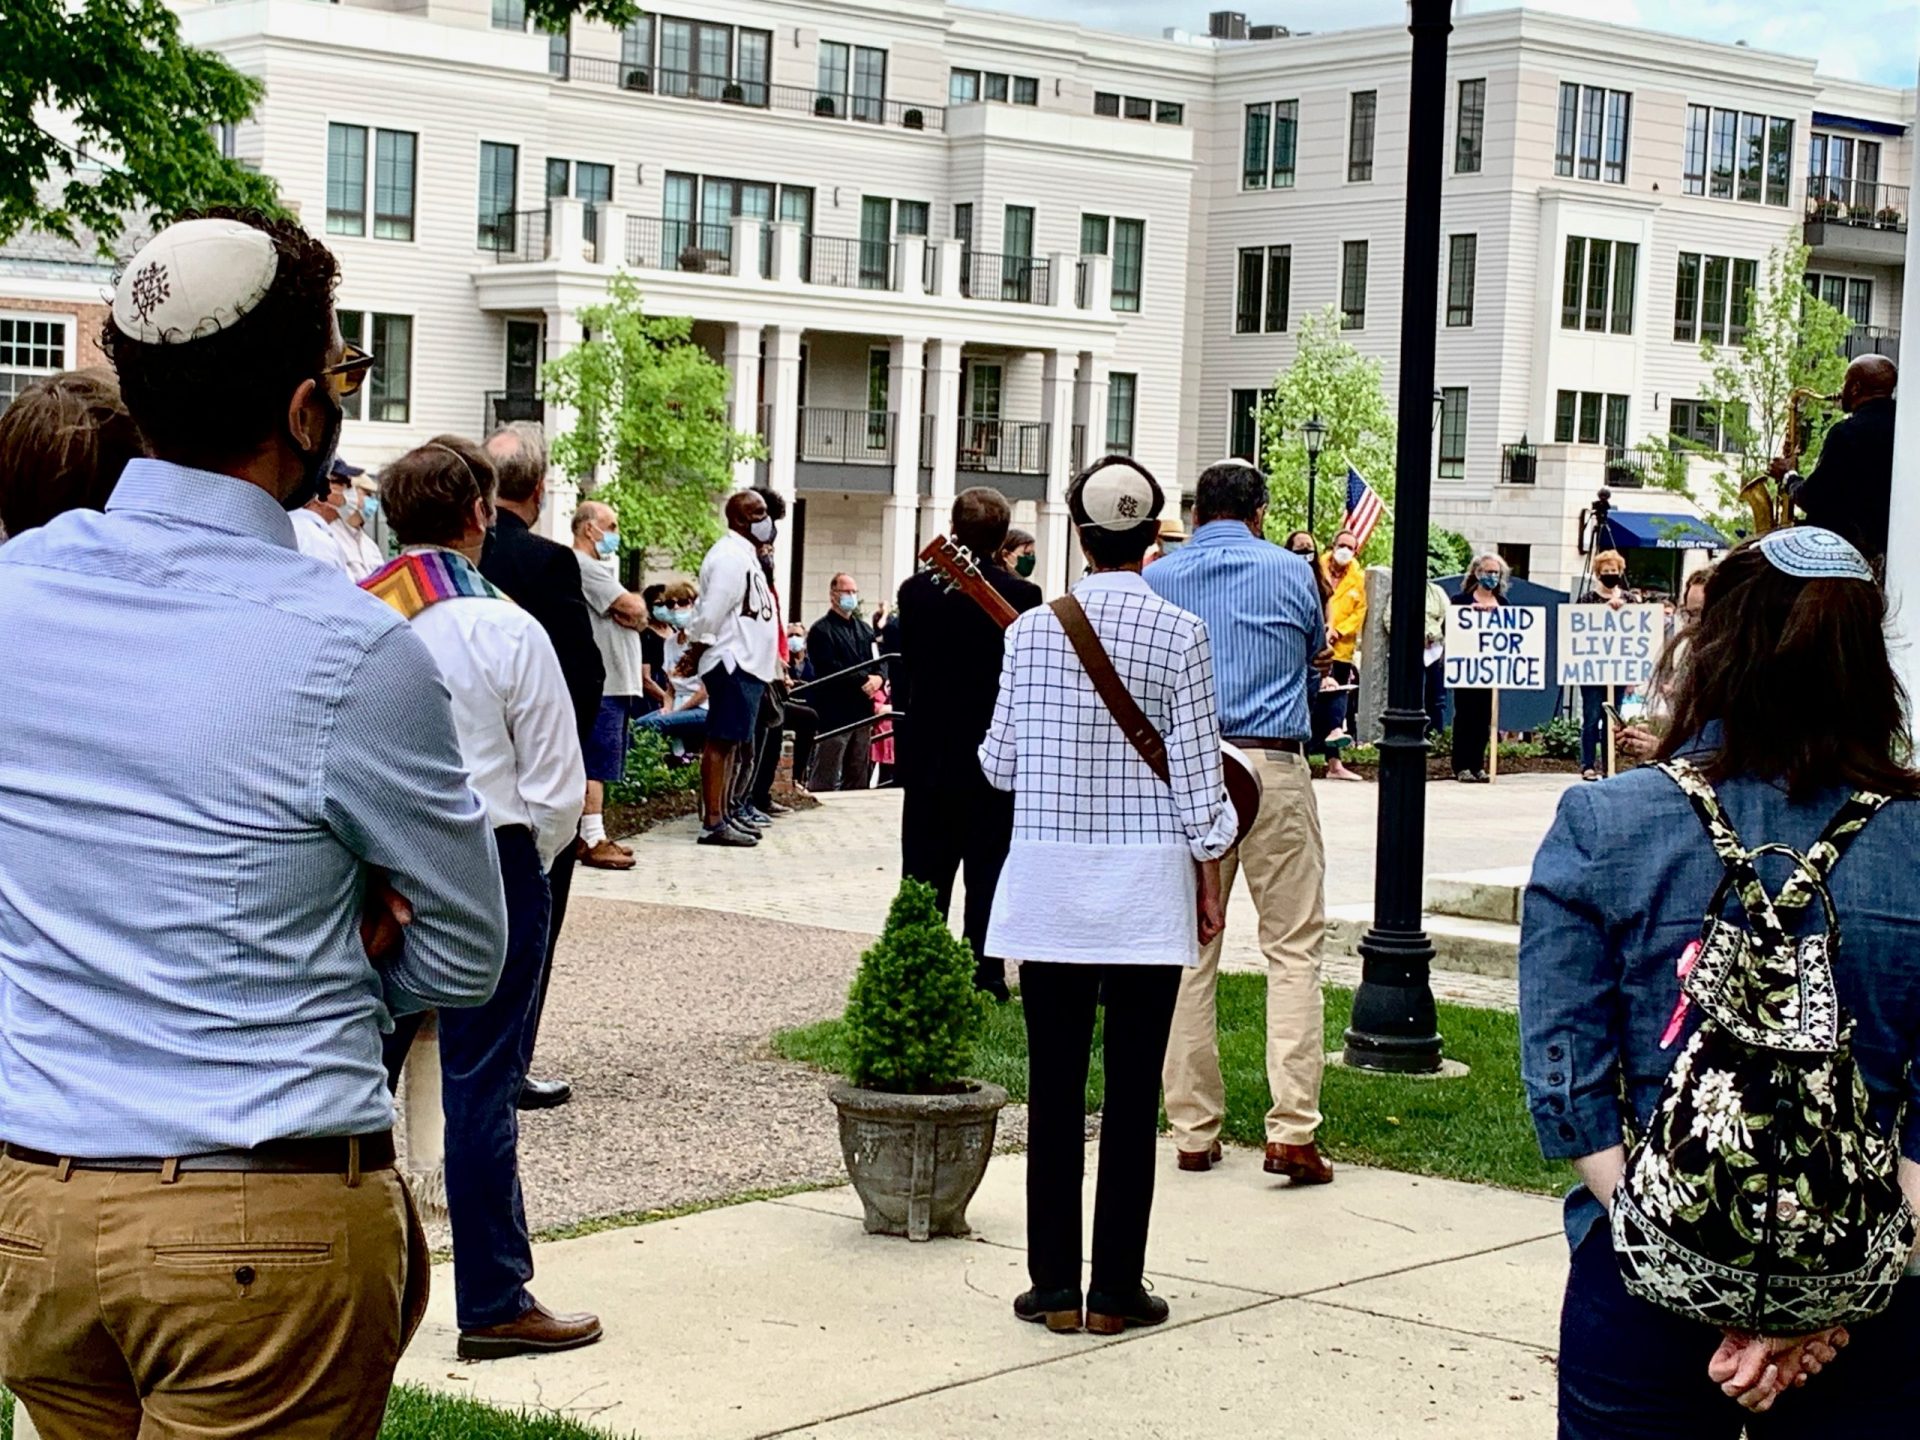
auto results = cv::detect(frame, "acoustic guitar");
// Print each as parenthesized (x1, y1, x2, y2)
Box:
(916, 535, 1261, 849)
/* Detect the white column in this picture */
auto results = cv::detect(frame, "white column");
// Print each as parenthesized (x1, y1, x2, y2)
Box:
(729, 215, 762, 280)
(765, 324, 803, 595)
(1075, 350, 1112, 466)
(723, 322, 761, 489)
(594, 202, 628, 267)
(549, 196, 587, 264)
(1886, 74, 1920, 739)
(1046, 252, 1075, 313)
(885, 336, 927, 601)
(772, 222, 805, 286)
(897, 236, 928, 297)
(1080, 253, 1115, 316)
(540, 306, 584, 536)
(932, 240, 965, 300)
(922, 339, 964, 545)
(1038, 350, 1077, 596)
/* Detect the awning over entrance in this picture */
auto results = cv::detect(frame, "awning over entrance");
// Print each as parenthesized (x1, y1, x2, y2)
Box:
(1598, 509, 1729, 550)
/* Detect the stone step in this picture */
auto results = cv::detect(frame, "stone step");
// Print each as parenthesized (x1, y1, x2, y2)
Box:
(1425, 866, 1530, 924)
(1326, 903, 1519, 979)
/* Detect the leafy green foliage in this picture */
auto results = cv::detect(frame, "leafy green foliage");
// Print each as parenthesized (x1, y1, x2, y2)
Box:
(840, 879, 988, 1093)
(543, 273, 764, 568)
(1255, 307, 1400, 563)
(605, 728, 700, 806)
(1535, 716, 1582, 761)
(1676, 242, 1850, 538)
(1426, 523, 1472, 578)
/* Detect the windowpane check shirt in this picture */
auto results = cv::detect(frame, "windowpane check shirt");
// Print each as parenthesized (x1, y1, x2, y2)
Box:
(0, 460, 508, 1157)
(1143, 520, 1321, 741)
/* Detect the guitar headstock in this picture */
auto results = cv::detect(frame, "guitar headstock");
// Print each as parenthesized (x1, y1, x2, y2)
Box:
(917, 534, 983, 591)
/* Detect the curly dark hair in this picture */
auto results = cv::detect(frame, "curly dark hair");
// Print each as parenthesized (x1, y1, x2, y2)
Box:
(100, 207, 339, 469)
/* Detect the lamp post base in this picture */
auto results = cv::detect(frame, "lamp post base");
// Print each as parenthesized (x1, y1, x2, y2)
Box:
(1342, 925, 1445, 1074)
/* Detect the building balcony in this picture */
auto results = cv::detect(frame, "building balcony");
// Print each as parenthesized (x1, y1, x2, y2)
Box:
(961, 251, 1051, 307)
(1804, 176, 1909, 265)
(552, 56, 944, 134)
(1844, 325, 1900, 366)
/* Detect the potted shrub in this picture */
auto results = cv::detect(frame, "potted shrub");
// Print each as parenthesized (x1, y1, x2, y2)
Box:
(829, 879, 1005, 1241)
(624, 68, 652, 93)
(814, 94, 837, 117)
(902, 108, 924, 130)
(1813, 197, 1843, 221)
(722, 81, 745, 104)
(1877, 205, 1904, 228)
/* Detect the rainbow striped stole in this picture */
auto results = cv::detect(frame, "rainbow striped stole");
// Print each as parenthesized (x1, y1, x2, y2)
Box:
(359, 549, 508, 619)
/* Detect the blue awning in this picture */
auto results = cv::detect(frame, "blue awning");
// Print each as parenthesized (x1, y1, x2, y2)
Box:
(1599, 511, 1729, 550)
(1812, 111, 1908, 138)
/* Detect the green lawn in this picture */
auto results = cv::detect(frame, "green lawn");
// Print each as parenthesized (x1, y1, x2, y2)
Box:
(1, 1386, 628, 1439)
(775, 976, 1572, 1197)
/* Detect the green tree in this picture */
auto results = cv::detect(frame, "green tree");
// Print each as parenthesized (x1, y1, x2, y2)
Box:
(1676, 240, 1850, 537)
(542, 272, 765, 567)
(842, 879, 987, 1093)
(5, 0, 634, 251)
(1255, 306, 1400, 563)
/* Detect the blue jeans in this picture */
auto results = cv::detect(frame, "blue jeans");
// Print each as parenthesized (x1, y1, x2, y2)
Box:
(1580, 685, 1608, 771)
(384, 825, 550, 1331)
(634, 705, 707, 747)
(1559, 1221, 1920, 1437)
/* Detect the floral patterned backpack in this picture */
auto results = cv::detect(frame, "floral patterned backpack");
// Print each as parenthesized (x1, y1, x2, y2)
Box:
(1610, 759, 1915, 1335)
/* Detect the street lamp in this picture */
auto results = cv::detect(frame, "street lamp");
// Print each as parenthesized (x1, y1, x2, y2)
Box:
(1344, 0, 1453, 1075)
(1303, 413, 1327, 533)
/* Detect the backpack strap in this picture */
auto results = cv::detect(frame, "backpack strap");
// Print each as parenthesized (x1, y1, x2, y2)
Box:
(1659, 759, 1792, 944)
(1776, 790, 1889, 914)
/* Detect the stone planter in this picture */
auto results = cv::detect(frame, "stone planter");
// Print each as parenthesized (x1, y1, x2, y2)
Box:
(829, 1079, 1007, 1241)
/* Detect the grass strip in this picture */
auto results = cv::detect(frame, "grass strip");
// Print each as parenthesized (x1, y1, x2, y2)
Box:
(2, 1386, 630, 1439)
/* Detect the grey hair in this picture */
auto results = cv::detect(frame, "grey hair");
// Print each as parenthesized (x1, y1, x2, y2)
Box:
(484, 420, 549, 504)
(1466, 552, 1512, 595)
(570, 502, 611, 537)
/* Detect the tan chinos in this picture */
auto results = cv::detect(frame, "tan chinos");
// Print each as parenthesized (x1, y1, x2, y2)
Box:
(1163, 748, 1327, 1149)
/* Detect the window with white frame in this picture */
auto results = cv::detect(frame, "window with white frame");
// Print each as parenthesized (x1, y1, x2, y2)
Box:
(1348, 91, 1377, 182)
(1673, 252, 1758, 344)
(949, 69, 1040, 105)
(1242, 99, 1299, 189)
(1455, 79, 1485, 174)
(1554, 390, 1628, 447)
(1669, 398, 1742, 452)
(1809, 132, 1884, 213)
(1684, 105, 1795, 206)
(1555, 83, 1631, 183)
(1806, 271, 1874, 327)
(1340, 240, 1368, 329)
(1558, 236, 1637, 334)
(1106, 373, 1137, 454)
(337, 310, 412, 423)
(1229, 388, 1275, 462)
(0, 315, 71, 413)
(1446, 234, 1476, 326)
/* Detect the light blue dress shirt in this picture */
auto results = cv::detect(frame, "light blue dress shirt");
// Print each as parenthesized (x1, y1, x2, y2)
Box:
(0, 460, 508, 1156)
(1144, 520, 1322, 740)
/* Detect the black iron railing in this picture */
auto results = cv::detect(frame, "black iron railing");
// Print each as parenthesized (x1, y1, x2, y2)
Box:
(1075, 259, 1091, 309)
(1603, 444, 1648, 489)
(1805, 176, 1909, 232)
(957, 419, 1050, 475)
(1502, 440, 1537, 484)
(554, 54, 943, 132)
(484, 392, 545, 433)
(800, 408, 894, 463)
(1071, 423, 1087, 475)
(920, 415, 935, 470)
(806, 235, 894, 290)
(625, 215, 736, 273)
(961, 252, 1050, 305)
(485, 208, 549, 262)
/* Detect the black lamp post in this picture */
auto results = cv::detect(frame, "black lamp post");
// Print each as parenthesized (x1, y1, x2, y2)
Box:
(1303, 413, 1327, 533)
(1343, 0, 1454, 1075)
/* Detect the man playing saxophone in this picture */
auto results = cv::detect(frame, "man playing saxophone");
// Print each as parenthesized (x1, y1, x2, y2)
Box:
(1769, 354, 1897, 564)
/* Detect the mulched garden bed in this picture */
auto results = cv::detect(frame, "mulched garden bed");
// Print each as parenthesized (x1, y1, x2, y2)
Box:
(605, 776, 820, 840)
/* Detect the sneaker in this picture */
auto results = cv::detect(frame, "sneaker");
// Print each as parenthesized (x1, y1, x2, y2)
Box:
(1013, 1286, 1084, 1333)
(743, 806, 774, 826)
(698, 823, 757, 847)
(766, 800, 794, 816)
(729, 809, 766, 834)
(1085, 1284, 1169, 1335)
(727, 816, 764, 840)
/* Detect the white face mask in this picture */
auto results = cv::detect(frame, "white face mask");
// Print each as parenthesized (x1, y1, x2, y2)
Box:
(1333, 546, 1355, 565)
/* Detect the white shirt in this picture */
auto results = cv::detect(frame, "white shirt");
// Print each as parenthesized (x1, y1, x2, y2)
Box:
(329, 516, 384, 581)
(688, 530, 780, 682)
(980, 570, 1236, 968)
(290, 506, 351, 571)
(400, 548, 585, 870)
(574, 549, 647, 697)
(662, 631, 706, 709)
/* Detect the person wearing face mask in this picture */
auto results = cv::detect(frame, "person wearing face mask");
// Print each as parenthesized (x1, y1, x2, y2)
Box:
(1450, 554, 1511, 783)
(637, 583, 674, 715)
(327, 460, 385, 580)
(569, 501, 648, 871)
(804, 571, 884, 792)
(1314, 530, 1368, 783)
(290, 456, 357, 572)
(0, 211, 511, 1436)
(636, 582, 711, 751)
(364, 437, 598, 1363)
(674, 490, 782, 844)
(1577, 550, 1642, 781)
(998, 526, 1038, 580)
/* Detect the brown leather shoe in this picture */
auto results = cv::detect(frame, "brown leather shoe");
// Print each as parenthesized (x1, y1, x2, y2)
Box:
(1264, 1141, 1334, 1185)
(580, 839, 636, 870)
(458, 1300, 603, 1360)
(1176, 1140, 1224, 1172)
(611, 838, 634, 856)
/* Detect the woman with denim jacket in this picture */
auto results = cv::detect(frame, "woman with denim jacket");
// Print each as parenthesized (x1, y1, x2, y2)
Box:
(1519, 528, 1920, 1435)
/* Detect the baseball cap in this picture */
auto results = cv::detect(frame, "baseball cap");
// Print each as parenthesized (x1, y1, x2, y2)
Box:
(1069, 455, 1165, 531)
(110, 218, 280, 345)
(331, 457, 366, 480)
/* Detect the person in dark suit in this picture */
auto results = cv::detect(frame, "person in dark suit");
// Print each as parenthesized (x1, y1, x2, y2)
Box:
(894, 486, 1043, 1000)
(1771, 354, 1897, 562)
(480, 421, 603, 1111)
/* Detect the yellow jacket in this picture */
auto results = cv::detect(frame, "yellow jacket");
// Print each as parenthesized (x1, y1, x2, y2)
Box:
(1322, 556, 1367, 663)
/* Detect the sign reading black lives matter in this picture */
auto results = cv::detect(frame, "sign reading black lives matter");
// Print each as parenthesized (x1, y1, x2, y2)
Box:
(1444, 605, 1547, 690)
(1556, 603, 1663, 688)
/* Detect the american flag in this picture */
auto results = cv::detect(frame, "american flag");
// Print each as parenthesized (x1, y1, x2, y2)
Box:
(1343, 466, 1385, 550)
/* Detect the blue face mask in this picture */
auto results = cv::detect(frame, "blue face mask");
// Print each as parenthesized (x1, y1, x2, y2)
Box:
(596, 532, 619, 559)
(651, 604, 673, 624)
(1476, 572, 1500, 590)
(360, 495, 378, 522)
(837, 592, 859, 613)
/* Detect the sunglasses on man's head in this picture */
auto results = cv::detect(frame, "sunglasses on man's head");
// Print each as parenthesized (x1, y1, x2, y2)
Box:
(320, 344, 375, 399)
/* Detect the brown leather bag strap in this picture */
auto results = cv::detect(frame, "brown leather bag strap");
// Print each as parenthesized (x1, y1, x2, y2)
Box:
(1049, 595, 1170, 783)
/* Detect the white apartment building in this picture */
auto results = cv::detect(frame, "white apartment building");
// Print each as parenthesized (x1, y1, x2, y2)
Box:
(2, 1, 1909, 604)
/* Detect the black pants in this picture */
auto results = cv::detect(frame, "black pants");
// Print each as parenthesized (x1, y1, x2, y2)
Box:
(1309, 660, 1357, 757)
(1021, 961, 1182, 1297)
(383, 825, 549, 1330)
(751, 699, 818, 810)
(1558, 1223, 1920, 1437)
(1423, 658, 1446, 738)
(901, 772, 1014, 992)
(1451, 686, 1492, 774)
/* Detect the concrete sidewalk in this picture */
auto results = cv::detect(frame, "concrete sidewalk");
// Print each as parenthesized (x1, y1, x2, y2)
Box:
(396, 1142, 1564, 1438)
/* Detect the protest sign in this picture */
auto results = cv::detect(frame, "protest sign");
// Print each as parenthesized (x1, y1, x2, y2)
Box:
(1556, 603, 1663, 688)
(1444, 605, 1547, 690)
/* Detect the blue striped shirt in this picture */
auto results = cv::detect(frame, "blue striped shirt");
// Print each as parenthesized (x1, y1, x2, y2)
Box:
(0, 460, 508, 1156)
(1144, 520, 1321, 740)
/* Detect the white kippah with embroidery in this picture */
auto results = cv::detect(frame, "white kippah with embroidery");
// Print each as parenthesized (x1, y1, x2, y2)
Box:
(111, 218, 280, 345)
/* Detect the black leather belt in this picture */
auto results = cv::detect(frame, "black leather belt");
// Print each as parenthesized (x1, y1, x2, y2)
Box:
(1, 1131, 396, 1175)
(1226, 737, 1306, 754)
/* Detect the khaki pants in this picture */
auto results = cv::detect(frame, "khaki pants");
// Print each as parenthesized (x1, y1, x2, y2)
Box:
(0, 1152, 429, 1440)
(1163, 748, 1327, 1149)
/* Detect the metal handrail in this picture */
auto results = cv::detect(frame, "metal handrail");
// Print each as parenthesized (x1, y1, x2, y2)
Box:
(788, 651, 900, 699)
(558, 54, 943, 131)
(1804, 175, 1909, 230)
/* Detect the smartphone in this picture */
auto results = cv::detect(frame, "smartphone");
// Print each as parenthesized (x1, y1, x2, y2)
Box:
(1602, 702, 1626, 729)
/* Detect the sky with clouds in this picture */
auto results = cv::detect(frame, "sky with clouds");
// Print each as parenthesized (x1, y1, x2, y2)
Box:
(989, 0, 1919, 89)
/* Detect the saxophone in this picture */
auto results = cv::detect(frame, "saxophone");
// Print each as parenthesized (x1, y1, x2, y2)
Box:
(1738, 387, 1838, 535)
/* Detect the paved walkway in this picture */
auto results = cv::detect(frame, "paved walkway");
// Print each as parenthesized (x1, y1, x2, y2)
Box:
(397, 1143, 1564, 1439)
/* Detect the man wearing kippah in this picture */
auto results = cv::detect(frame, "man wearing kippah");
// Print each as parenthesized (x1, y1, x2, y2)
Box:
(980, 456, 1235, 1338)
(0, 210, 508, 1438)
